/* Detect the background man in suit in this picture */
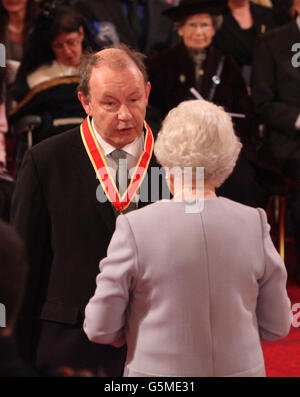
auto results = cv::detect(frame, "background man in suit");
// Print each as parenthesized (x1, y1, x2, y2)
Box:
(10, 45, 164, 375)
(251, 0, 300, 284)
(74, 0, 178, 56)
(0, 220, 37, 376)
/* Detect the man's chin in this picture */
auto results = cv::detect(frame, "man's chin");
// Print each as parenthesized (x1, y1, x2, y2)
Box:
(113, 135, 136, 149)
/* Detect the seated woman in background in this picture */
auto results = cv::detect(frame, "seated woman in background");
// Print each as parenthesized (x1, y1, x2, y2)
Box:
(84, 99, 291, 377)
(213, 0, 279, 86)
(0, 0, 39, 121)
(0, 0, 38, 63)
(147, 0, 284, 208)
(9, 4, 94, 172)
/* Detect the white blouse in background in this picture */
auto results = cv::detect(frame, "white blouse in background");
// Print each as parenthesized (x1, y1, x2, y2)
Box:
(27, 60, 79, 90)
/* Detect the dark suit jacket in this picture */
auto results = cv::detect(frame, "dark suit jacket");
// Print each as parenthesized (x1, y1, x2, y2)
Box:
(74, 0, 177, 56)
(0, 336, 38, 377)
(251, 20, 300, 166)
(0, 178, 14, 222)
(10, 125, 164, 375)
(213, 2, 278, 67)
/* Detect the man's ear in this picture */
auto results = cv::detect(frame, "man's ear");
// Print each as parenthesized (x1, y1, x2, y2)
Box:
(78, 91, 91, 115)
(145, 81, 151, 106)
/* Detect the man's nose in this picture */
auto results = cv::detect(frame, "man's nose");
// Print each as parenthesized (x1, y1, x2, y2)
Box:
(118, 104, 132, 120)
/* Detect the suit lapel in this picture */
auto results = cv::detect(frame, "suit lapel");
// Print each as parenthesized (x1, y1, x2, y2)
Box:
(283, 22, 300, 81)
(177, 43, 197, 96)
(251, 2, 272, 34)
(289, 20, 300, 45)
(70, 128, 116, 234)
(202, 47, 220, 100)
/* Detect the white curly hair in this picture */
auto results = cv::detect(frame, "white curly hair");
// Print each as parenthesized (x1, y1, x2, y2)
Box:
(154, 100, 242, 188)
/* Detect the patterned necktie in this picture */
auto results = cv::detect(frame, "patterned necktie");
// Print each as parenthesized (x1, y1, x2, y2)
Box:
(111, 149, 128, 196)
(110, 149, 137, 214)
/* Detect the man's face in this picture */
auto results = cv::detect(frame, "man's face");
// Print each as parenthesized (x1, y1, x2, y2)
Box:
(78, 64, 151, 149)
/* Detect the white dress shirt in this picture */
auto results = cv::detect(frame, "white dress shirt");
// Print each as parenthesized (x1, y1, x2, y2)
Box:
(91, 119, 144, 173)
(92, 120, 144, 205)
(27, 60, 79, 89)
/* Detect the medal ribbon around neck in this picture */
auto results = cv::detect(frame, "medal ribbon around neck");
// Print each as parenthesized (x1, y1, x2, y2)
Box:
(80, 116, 154, 212)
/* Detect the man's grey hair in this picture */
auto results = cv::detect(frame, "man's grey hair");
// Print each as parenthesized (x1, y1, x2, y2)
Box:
(77, 44, 148, 100)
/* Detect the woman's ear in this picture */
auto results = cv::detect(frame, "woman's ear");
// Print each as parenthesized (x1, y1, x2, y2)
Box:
(178, 27, 184, 38)
(79, 26, 84, 38)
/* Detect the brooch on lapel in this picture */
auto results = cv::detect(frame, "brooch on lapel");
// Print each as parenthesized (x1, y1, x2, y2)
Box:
(212, 75, 221, 85)
(207, 56, 225, 102)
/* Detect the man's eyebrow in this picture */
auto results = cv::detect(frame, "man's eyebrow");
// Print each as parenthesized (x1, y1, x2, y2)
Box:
(128, 89, 143, 96)
(101, 93, 117, 99)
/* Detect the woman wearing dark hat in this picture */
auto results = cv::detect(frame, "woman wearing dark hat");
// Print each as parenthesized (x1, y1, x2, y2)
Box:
(147, 0, 284, 209)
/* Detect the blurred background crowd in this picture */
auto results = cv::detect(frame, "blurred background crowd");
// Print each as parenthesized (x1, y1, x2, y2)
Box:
(0, 0, 300, 377)
(1, 0, 299, 276)
(0, 2, 299, 252)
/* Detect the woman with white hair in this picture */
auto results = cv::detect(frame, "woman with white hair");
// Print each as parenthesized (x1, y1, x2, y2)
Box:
(84, 99, 291, 377)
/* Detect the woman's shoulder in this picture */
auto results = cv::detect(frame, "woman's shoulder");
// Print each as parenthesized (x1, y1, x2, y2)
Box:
(128, 197, 263, 219)
(215, 196, 266, 224)
(124, 199, 175, 222)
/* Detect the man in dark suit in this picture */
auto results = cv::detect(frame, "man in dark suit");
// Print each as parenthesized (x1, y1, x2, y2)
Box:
(251, 2, 300, 284)
(10, 45, 166, 375)
(0, 220, 37, 376)
(74, 0, 177, 56)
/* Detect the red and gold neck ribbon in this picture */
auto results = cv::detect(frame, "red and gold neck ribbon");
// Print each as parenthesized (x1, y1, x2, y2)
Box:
(80, 116, 154, 213)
